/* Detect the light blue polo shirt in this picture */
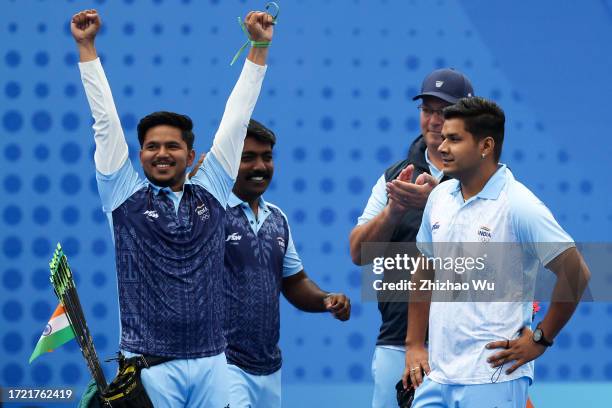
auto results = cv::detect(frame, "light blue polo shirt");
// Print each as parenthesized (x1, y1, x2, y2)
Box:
(424, 148, 444, 181)
(98, 152, 232, 233)
(416, 164, 574, 385)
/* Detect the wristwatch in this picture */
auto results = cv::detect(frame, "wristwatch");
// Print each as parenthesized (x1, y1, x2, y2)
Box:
(532, 323, 554, 347)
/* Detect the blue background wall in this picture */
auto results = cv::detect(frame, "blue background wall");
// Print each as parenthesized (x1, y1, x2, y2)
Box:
(1, 0, 611, 407)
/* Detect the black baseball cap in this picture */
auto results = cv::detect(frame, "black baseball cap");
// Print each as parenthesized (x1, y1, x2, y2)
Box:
(412, 68, 474, 104)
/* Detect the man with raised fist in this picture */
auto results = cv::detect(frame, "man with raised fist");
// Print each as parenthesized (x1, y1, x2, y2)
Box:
(71, 8, 274, 407)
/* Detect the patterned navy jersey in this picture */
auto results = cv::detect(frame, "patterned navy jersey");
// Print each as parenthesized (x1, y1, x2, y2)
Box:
(82, 56, 267, 361)
(113, 183, 227, 358)
(223, 204, 290, 375)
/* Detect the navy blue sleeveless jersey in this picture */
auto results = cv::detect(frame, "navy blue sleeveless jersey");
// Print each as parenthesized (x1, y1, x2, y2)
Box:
(97, 153, 234, 359)
(223, 203, 290, 375)
(114, 184, 226, 358)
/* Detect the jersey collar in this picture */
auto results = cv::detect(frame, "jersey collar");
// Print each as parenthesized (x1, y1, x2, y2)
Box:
(451, 164, 509, 200)
(227, 192, 269, 211)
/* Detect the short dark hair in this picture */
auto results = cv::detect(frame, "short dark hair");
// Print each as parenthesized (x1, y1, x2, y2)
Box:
(443, 97, 505, 161)
(246, 119, 276, 148)
(137, 111, 195, 150)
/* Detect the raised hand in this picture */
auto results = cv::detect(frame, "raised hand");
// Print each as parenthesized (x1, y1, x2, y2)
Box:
(71, 9, 101, 45)
(244, 11, 274, 43)
(71, 9, 100, 62)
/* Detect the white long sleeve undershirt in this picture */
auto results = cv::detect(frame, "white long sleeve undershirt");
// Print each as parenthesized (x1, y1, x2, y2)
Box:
(79, 58, 267, 178)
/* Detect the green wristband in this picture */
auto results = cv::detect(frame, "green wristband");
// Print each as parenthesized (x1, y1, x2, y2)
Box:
(230, 1, 279, 66)
(250, 41, 271, 48)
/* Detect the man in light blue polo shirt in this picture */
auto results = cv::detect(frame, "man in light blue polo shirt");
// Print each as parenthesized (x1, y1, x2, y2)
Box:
(349, 68, 475, 408)
(401, 97, 590, 407)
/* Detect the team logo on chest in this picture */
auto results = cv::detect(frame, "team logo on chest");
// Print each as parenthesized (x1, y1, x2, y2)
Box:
(432, 221, 440, 232)
(477, 225, 492, 242)
(195, 203, 210, 222)
(226, 232, 242, 243)
(143, 210, 159, 220)
(277, 237, 286, 250)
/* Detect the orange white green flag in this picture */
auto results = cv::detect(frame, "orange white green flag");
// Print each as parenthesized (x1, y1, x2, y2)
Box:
(29, 304, 75, 363)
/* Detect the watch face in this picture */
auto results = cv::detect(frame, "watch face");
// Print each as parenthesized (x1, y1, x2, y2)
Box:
(534, 329, 542, 342)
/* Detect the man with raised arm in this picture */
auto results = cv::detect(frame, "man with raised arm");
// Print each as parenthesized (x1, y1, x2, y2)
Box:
(71, 8, 274, 407)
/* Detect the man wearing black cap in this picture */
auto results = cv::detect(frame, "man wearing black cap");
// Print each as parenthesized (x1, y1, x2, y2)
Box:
(349, 68, 474, 408)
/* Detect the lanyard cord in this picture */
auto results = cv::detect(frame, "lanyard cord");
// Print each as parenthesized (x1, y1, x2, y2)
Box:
(230, 2, 280, 66)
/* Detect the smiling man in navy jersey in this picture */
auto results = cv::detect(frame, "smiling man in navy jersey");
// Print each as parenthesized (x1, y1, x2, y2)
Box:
(219, 119, 351, 408)
(72, 7, 275, 407)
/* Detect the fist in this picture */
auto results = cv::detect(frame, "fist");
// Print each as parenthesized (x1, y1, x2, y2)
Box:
(244, 11, 274, 42)
(324, 293, 351, 321)
(71, 9, 101, 44)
